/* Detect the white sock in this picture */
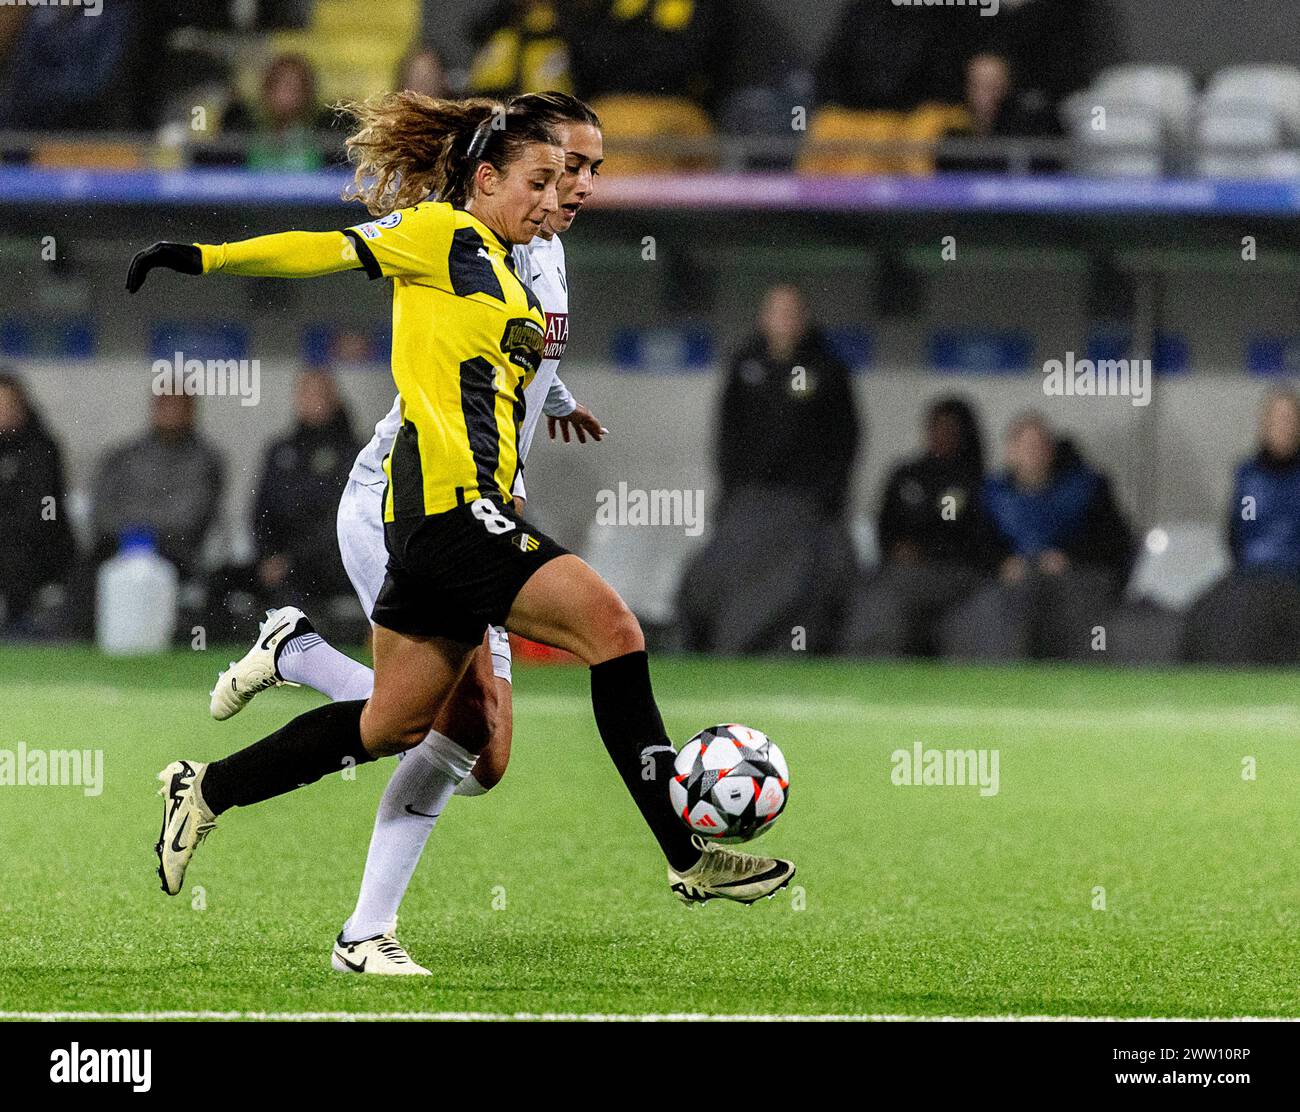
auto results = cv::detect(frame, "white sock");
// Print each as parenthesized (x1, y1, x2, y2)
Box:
(341, 730, 477, 942)
(453, 773, 489, 797)
(277, 633, 375, 702)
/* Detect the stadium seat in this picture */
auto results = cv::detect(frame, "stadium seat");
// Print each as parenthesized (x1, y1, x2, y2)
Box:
(1206, 65, 1300, 139)
(1092, 65, 1197, 143)
(1124, 522, 1230, 612)
(33, 141, 144, 170)
(900, 103, 971, 176)
(798, 104, 969, 177)
(270, 0, 419, 104)
(587, 95, 716, 174)
(1195, 98, 1288, 178)
(580, 520, 704, 627)
(1062, 93, 1166, 177)
(797, 108, 909, 176)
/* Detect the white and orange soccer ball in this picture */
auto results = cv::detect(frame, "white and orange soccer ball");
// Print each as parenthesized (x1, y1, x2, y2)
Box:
(669, 724, 789, 843)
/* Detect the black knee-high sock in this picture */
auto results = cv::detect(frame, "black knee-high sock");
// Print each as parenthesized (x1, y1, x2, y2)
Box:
(590, 651, 701, 872)
(200, 700, 373, 815)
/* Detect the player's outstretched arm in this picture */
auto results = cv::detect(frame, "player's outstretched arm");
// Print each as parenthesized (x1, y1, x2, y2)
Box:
(127, 230, 363, 293)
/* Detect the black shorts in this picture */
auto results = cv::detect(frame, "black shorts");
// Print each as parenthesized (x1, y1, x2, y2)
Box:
(371, 498, 569, 643)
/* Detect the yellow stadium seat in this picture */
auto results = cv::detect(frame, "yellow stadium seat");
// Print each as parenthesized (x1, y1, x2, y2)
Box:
(797, 105, 969, 176)
(269, 0, 419, 104)
(589, 94, 716, 174)
(901, 102, 972, 174)
(35, 142, 145, 170)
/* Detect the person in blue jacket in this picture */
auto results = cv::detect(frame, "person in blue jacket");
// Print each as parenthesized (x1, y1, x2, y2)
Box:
(1186, 388, 1300, 664)
(939, 410, 1134, 661)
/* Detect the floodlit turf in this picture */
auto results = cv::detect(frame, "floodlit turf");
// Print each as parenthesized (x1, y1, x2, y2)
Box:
(1, 646, 1298, 1019)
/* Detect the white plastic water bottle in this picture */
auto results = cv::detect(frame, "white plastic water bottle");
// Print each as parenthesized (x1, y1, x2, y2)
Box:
(96, 530, 179, 655)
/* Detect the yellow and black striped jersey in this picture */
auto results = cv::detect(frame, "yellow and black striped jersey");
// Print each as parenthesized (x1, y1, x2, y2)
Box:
(343, 202, 547, 520)
(197, 202, 546, 520)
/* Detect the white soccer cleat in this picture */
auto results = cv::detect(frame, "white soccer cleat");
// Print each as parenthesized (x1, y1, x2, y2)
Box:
(155, 760, 216, 896)
(667, 836, 796, 905)
(209, 606, 306, 720)
(331, 933, 431, 976)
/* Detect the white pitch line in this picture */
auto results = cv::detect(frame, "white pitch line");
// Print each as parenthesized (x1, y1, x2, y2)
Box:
(0, 1011, 1294, 1023)
(9, 685, 1300, 733)
(519, 695, 1300, 734)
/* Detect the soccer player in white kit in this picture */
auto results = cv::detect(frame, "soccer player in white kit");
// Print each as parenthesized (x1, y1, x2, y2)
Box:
(209, 93, 607, 974)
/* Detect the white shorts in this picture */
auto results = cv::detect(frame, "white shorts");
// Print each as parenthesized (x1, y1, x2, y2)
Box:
(336, 476, 513, 683)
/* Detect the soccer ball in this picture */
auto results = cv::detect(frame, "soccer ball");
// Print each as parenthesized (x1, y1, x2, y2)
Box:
(669, 724, 789, 843)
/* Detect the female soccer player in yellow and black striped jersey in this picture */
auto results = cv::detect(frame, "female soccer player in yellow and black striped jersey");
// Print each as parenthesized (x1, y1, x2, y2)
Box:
(129, 94, 795, 934)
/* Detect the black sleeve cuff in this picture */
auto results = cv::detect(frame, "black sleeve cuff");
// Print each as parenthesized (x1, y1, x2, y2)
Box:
(343, 230, 382, 280)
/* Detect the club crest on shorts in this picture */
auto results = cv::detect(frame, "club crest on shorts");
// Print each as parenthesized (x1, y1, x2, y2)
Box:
(512, 532, 540, 553)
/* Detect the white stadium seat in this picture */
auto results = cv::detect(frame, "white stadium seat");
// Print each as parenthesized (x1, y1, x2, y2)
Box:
(1206, 65, 1300, 139)
(1195, 98, 1287, 178)
(1063, 93, 1166, 177)
(1092, 65, 1198, 143)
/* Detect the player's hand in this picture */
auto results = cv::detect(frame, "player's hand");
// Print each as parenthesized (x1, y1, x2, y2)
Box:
(1000, 555, 1029, 584)
(1037, 549, 1069, 576)
(126, 242, 203, 293)
(547, 402, 607, 444)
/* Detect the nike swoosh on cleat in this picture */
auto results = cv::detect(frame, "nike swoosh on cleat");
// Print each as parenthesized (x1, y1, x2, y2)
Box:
(259, 622, 291, 651)
(170, 813, 190, 855)
(404, 804, 441, 819)
(713, 862, 792, 888)
(336, 951, 367, 973)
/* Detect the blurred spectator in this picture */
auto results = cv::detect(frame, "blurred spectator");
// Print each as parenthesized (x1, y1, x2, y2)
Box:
(936, 53, 1061, 173)
(91, 393, 223, 580)
(843, 397, 986, 656)
(815, 0, 978, 111)
(939, 412, 1134, 661)
(396, 42, 453, 99)
(222, 53, 336, 171)
(0, 372, 74, 633)
(251, 369, 359, 608)
(978, 0, 1119, 116)
(677, 284, 860, 653)
(0, 1, 169, 131)
(564, 0, 772, 118)
(715, 284, 860, 517)
(1184, 389, 1300, 665)
(467, 1, 572, 98)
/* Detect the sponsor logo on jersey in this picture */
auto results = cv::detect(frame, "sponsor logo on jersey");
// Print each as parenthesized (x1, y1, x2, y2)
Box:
(500, 317, 546, 374)
(512, 532, 541, 553)
(543, 312, 569, 360)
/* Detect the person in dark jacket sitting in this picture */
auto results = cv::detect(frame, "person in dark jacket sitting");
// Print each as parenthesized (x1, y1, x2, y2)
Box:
(0, 371, 74, 633)
(844, 396, 986, 656)
(252, 367, 360, 610)
(939, 410, 1134, 661)
(1185, 388, 1300, 664)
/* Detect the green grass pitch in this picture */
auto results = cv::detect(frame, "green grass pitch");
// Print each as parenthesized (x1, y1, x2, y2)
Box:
(1, 646, 1297, 1019)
